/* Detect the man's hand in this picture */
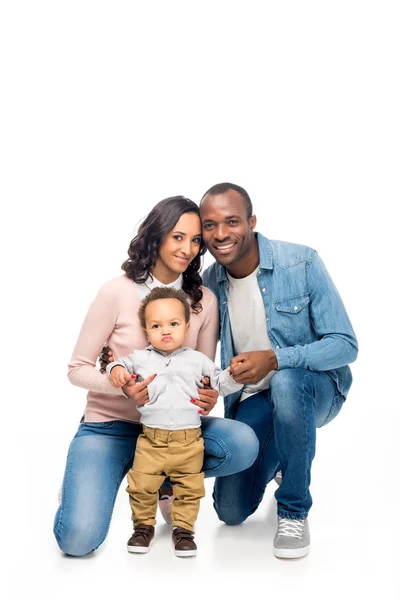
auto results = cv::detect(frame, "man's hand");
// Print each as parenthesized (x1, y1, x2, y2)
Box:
(123, 374, 157, 407)
(191, 376, 218, 416)
(229, 350, 278, 384)
(109, 366, 134, 388)
(99, 345, 115, 374)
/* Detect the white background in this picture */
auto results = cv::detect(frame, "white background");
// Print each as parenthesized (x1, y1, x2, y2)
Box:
(1, 1, 398, 599)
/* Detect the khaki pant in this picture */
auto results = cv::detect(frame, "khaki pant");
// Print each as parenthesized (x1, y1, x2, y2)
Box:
(126, 426, 205, 531)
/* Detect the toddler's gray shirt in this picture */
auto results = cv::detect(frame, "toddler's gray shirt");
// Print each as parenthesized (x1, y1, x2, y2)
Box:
(106, 346, 243, 429)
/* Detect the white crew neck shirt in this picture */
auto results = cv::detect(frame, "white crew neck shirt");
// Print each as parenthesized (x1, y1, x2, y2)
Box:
(227, 266, 275, 400)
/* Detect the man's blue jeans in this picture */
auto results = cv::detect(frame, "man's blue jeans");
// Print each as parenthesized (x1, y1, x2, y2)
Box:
(213, 368, 344, 523)
(54, 416, 258, 556)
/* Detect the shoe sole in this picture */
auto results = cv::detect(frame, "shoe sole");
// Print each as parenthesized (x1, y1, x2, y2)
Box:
(127, 537, 154, 554)
(273, 545, 310, 559)
(127, 545, 151, 554)
(174, 549, 197, 557)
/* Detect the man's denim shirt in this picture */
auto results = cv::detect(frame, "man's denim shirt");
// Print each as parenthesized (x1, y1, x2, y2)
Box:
(202, 233, 358, 419)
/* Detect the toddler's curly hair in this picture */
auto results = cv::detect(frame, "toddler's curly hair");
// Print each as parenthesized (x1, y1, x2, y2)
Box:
(138, 287, 191, 329)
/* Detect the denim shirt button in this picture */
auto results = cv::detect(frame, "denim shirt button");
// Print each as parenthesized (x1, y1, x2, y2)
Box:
(222, 300, 227, 305)
(294, 306, 298, 311)
(262, 288, 267, 292)
(275, 345, 280, 349)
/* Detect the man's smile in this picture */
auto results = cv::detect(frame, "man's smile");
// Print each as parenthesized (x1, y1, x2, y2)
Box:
(213, 242, 237, 254)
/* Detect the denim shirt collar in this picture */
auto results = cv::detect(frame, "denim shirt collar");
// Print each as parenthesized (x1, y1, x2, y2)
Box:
(214, 232, 274, 283)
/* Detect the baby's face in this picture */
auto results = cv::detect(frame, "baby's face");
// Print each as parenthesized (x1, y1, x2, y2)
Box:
(144, 298, 190, 354)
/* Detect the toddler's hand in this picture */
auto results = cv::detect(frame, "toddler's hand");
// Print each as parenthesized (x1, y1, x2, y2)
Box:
(110, 366, 133, 388)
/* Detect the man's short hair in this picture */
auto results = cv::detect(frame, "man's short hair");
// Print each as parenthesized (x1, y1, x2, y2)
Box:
(200, 182, 253, 218)
(138, 286, 191, 328)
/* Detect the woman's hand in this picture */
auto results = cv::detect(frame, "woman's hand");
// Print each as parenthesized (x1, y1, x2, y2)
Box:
(123, 374, 157, 407)
(99, 345, 115, 374)
(192, 376, 218, 416)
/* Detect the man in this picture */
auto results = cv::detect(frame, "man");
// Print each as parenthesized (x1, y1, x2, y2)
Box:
(200, 182, 358, 559)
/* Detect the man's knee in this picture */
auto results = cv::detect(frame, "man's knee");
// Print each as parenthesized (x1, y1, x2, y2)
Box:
(213, 480, 250, 526)
(214, 501, 248, 526)
(269, 369, 314, 421)
(269, 369, 306, 396)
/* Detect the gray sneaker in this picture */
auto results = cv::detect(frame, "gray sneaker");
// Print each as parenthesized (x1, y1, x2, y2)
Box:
(273, 517, 310, 558)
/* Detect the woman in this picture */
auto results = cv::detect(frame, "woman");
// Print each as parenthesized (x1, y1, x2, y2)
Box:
(54, 195, 259, 557)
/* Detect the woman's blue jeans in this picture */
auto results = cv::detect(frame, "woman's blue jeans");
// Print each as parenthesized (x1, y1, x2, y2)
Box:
(213, 368, 345, 523)
(54, 416, 258, 556)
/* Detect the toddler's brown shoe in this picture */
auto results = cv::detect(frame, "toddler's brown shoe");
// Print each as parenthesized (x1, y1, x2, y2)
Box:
(172, 527, 197, 557)
(127, 525, 154, 553)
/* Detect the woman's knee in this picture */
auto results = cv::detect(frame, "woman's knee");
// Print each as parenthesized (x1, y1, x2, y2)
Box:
(54, 512, 107, 557)
(202, 417, 259, 477)
(226, 420, 259, 473)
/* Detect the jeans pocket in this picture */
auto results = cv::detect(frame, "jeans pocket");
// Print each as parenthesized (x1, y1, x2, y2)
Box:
(83, 420, 117, 429)
(321, 395, 344, 427)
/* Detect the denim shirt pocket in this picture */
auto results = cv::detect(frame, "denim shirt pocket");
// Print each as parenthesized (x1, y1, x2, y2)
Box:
(274, 292, 310, 343)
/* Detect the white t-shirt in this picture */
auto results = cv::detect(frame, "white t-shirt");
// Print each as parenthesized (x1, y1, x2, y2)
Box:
(227, 266, 275, 401)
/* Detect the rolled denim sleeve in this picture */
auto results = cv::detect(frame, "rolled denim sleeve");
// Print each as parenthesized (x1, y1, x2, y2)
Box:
(275, 251, 358, 372)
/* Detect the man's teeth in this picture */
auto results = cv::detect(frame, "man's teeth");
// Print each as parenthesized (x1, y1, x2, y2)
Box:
(216, 243, 235, 250)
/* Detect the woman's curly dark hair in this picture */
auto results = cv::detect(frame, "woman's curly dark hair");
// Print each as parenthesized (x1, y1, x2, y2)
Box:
(122, 196, 206, 313)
